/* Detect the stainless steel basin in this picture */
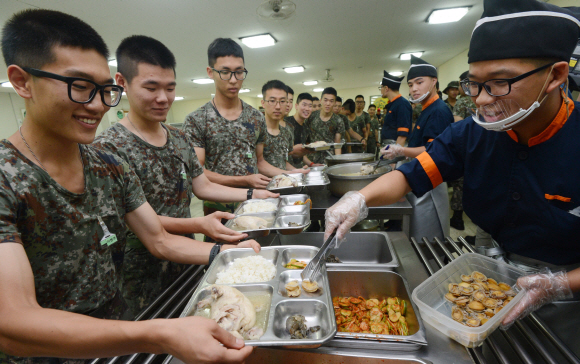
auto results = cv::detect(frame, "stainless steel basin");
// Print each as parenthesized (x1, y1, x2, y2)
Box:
(325, 153, 375, 166)
(325, 162, 391, 197)
(276, 231, 398, 270)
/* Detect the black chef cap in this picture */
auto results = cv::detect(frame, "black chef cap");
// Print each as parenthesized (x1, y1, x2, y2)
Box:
(381, 71, 404, 89)
(469, 0, 580, 63)
(407, 55, 437, 81)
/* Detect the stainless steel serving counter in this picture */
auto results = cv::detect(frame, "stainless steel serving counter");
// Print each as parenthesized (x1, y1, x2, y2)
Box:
(309, 189, 413, 237)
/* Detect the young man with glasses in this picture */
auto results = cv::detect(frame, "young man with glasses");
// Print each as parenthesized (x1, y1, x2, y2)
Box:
(303, 87, 345, 164)
(366, 104, 381, 155)
(261, 80, 302, 171)
(0, 10, 256, 363)
(92, 35, 272, 314)
(351, 95, 370, 152)
(183, 38, 291, 216)
(326, 0, 580, 329)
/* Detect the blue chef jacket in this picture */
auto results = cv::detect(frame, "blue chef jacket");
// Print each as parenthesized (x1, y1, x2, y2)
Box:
(381, 94, 412, 141)
(407, 95, 454, 148)
(398, 98, 580, 265)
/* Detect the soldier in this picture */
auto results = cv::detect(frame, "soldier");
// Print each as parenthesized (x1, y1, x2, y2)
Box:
(92, 36, 276, 314)
(453, 71, 478, 122)
(183, 38, 295, 216)
(443, 81, 460, 111)
(335, 96, 352, 153)
(312, 96, 321, 111)
(352, 95, 370, 152)
(285, 92, 315, 168)
(366, 104, 381, 155)
(0, 9, 256, 363)
(303, 87, 345, 164)
(261, 80, 301, 171)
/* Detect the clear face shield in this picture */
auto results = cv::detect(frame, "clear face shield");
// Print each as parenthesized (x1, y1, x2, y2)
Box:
(468, 64, 556, 132)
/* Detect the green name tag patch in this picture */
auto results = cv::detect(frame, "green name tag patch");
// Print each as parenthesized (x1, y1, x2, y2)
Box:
(101, 234, 118, 246)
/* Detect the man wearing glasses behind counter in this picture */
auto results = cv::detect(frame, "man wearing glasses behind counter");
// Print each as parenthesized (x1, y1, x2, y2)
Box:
(325, 0, 580, 330)
(183, 38, 301, 217)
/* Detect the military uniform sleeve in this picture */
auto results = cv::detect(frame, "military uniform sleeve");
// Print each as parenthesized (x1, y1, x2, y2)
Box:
(342, 115, 351, 131)
(189, 148, 204, 178)
(256, 115, 267, 144)
(336, 115, 345, 136)
(0, 173, 21, 244)
(121, 161, 148, 213)
(422, 108, 453, 147)
(183, 110, 206, 149)
(303, 117, 312, 144)
(395, 102, 412, 138)
(397, 123, 465, 197)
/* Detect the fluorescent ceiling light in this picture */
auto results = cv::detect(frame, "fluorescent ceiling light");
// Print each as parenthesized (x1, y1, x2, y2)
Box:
(174, 96, 184, 101)
(257, 94, 263, 98)
(313, 88, 324, 92)
(303, 81, 318, 86)
(192, 78, 214, 84)
(1, 82, 13, 88)
(427, 7, 470, 24)
(284, 66, 305, 73)
(389, 71, 403, 77)
(240, 34, 276, 49)
(399, 52, 423, 60)
(239, 88, 250, 93)
(108, 59, 117, 67)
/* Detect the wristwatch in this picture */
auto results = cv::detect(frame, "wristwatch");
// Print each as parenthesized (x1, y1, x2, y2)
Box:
(247, 188, 254, 200)
(209, 243, 223, 266)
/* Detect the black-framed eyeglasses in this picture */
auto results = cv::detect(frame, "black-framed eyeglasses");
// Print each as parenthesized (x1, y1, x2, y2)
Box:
(22, 67, 123, 107)
(460, 62, 555, 97)
(264, 99, 287, 106)
(211, 68, 248, 81)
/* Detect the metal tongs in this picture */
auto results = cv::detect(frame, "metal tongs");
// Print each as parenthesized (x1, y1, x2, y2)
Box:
(362, 155, 406, 174)
(301, 232, 337, 282)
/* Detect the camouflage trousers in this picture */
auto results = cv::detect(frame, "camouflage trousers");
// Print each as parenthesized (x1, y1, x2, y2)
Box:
(122, 245, 190, 315)
(448, 177, 464, 211)
(366, 138, 378, 156)
(1, 291, 133, 364)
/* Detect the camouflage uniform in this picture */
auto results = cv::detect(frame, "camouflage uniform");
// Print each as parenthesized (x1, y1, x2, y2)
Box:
(338, 114, 351, 154)
(183, 100, 266, 213)
(449, 96, 477, 211)
(0, 141, 146, 364)
(263, 124, 293, 170)
(412, 104, 422, 129)
(303, 110, 345, 164)
(453, 96, 477, 120)
(366, 116, 381, 155)
(348, 114, 368, 153)
(93, 122, 203, 314)
(284, 116, 306, 168)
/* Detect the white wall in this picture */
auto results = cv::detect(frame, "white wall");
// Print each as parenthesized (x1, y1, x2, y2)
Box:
(0, 92, 24, 139)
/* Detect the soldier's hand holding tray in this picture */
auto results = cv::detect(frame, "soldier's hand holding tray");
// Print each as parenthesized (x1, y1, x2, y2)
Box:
(252, 189, 280, 199)
(245, 174, 271, 188)
(200, 212, 249, 243)
(224, 239, 261, 253)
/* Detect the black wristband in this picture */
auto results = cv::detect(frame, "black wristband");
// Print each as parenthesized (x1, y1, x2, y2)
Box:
(247, 188, 254, 200)
(209, 243, 223, 266)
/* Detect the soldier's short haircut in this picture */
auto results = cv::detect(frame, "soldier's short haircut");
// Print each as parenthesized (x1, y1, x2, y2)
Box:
(296, 93, 313, 104)
(287, 86, 294, 96)
(312, 96, 320, 101)
(368, 104, 376, 109)
(343, 99, 356, 113)
(261, 79, 288, 98)
(116, 35, 176, 83)
(2, 9, 109, 68)
(355, 95, 365, 100)
(335, 96, 343, 103)
(207, 38, 244, 67)
(321, 87, 337, 99)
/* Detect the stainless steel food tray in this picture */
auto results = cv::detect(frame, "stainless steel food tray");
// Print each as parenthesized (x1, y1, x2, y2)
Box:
(304, 142, 344, 151)
(277, 231, 399, 270)
(266, 172, 330, 194)
(326, 271, 428, 351)
(226, 195, 311, 238)
(179, 246, 338, 348)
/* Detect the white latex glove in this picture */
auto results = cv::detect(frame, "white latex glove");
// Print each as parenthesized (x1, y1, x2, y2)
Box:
(324, 191, 369, 243)
(501, 269, 573, 330)
(380, 144, 404, 160)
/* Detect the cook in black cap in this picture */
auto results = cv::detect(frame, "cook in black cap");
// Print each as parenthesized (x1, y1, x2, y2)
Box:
(380, 71, 412, 147)
(442, 81, 460, 112)
(381, 56, 454, 241)
(325, 0, 580, 332)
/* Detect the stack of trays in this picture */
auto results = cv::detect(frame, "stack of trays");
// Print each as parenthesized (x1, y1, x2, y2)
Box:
(179, 246, 337, 348)
(225, 195, 311, 238)
(266, 172, 330, 194)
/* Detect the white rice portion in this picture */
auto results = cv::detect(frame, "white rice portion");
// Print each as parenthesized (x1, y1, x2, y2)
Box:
(241, 201, 277, 214)
(216, 255, 276, 284)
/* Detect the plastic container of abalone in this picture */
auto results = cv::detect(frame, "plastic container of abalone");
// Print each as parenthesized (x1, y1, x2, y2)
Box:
(412, 253, 526, 348)
(179, 246, 337, 348)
